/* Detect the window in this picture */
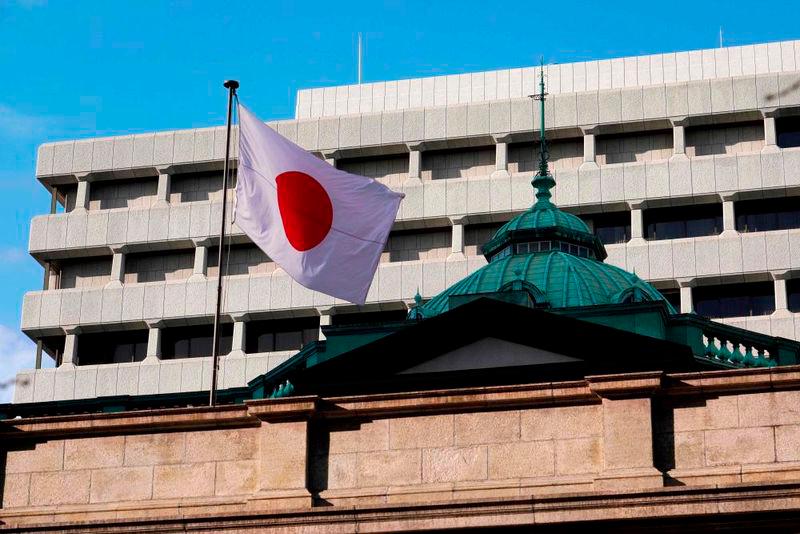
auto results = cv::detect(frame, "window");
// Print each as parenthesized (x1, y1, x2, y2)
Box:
(788, 279, 800, 313)
(40, 335, 65, 365)
(694, 282, 775, 318)
(77, 330, 149, 365)
(586, 211, 631, 245)
(161, 324, 233, 359)
(644, 204, 723, 240)
(245, 317, 319, 353)
(735, 197, 800, 233)
(777, 116, 800, 149)
(659, 288, 681, 310)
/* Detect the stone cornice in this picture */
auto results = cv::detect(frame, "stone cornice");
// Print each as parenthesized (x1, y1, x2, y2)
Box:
(3, 481, 800, 532)
(7, 366, 800, 439)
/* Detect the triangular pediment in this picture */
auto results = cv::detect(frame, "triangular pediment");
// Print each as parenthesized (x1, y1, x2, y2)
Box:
(398, 337, 581, 374)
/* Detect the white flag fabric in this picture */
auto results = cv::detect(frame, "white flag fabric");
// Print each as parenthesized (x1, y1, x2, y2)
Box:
(235, 103, 404, 305)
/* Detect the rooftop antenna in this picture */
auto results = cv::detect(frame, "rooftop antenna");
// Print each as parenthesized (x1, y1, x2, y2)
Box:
(530, 57, 554, 207)
(357, 32, 363, 84)
(719, 27, 724, 48)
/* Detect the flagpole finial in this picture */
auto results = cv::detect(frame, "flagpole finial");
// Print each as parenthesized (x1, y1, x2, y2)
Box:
(224, 80, 240, 90)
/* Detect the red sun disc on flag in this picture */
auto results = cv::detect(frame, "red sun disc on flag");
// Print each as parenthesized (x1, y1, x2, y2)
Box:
(276, 171, 333, 251)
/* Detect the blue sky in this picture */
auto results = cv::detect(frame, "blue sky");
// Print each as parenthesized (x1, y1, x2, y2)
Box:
(1, 0, 799, 399)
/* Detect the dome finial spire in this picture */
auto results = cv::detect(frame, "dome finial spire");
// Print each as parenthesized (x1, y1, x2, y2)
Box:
(531, 57, 555, 208)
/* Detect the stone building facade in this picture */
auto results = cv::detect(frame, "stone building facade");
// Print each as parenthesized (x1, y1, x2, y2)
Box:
(4, 368, 800, 530)
(13, 39, 800, 403)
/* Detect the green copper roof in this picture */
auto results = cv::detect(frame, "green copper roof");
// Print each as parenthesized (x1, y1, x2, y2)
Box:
(415, 250, 676, 318)
(414, 66, 673, 319)
(481, 202, 608, 261)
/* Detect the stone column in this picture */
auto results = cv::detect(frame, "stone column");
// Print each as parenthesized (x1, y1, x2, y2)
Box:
(670, 118, 688, 157)
(61, 327, 79, 367)
(191, 238, 210, 280)
(588, 372, 663, 490)
(763, 109, 779, 153)
(108, 245, 126, 288)
(318, 307, 333, 341)
(145, 321, 162, 362)
(492, 134, 511, 178)
(449, 216, 466, 260)
(231, 315, 247, 357)
(581, 125, 599, 168)
(774, 271, 790, 315)
(74, 173, 91, 212)
(629, 202, 646, 244)
(678, 279, 695, 314)
(721, 193, 737, 236)
(406, 143, 423, 184)
(48, 264, 61, 290)
(155, 166, 172, 204)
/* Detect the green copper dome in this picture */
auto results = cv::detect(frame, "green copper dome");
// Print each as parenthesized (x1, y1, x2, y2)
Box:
(413, 250, 676, 318)
(481, 202, 608, 262)
(410, 66, 675, 320)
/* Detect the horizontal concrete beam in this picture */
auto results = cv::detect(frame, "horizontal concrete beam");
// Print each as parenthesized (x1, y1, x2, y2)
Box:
(22, 224, 800, 336)
(29, 148, 800, 259)
(12, 350, 297, 404)
(296, 40, 800, 118)
(36, 72, 800, 179)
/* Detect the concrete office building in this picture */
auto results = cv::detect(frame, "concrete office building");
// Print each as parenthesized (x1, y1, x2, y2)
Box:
(12, 38, 800, 403)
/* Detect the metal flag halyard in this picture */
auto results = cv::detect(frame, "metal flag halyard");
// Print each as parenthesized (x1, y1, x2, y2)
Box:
(210, 79, 239, 407)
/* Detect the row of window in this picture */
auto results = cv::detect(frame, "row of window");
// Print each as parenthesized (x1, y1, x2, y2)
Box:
(40, 311, 409, 366)
(35, 279, 800, 365)
(660, 279, 800, 318)
(490, 240, 597, 262)
(583, 197, 800, 244)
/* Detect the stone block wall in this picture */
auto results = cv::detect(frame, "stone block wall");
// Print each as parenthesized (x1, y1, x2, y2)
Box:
(6, 367, 800, 529)
(312, 406, 603, 503)
(657, 386, 800, 485)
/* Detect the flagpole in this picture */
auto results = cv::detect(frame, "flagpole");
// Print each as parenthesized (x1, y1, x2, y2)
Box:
(210, 79, 239, 407)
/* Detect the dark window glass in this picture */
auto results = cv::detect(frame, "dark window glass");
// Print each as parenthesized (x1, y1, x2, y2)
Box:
(788, 279, 800, 313)
(777, 116, 800, 149)
(644, 204, 723, 240)
(659, 288, 681, 310)
(586, 211, 631, 244)
(735, 197, 800, 233)
(244, 317, 320, 353)
(161, 324, 232, 359)
(77, 330, 149, 365)
(694, 282, 775, 319)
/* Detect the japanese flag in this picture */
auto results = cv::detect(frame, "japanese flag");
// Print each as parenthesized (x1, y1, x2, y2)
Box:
(235, 103, 404, 305)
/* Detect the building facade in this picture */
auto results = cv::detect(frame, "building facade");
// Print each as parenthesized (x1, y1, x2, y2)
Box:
(13, 39, 800, 403)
